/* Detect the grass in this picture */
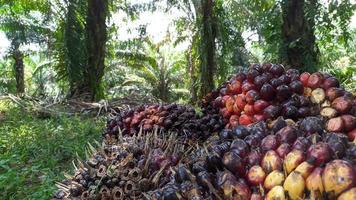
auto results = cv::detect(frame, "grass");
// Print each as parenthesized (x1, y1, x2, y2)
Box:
(0, 101, 105, 199)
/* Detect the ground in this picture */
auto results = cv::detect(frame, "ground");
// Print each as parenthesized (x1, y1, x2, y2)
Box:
(0, 101, 105, 199)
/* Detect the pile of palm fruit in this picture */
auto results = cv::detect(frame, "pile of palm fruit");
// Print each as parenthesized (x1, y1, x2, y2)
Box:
(53, 63, 355, 200)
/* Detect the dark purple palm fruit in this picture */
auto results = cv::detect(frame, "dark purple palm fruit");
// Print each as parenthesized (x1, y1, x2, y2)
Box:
(263, 105, 282, 119)
(325, 133, 348, 159)
(223, 150, 246, 176)
(245, 134, 262, 149)
(230, 139, 250, 158)
(269, 117, 287, 133)
(261, 135, 279, 152)
(289, 80, 304, 94)
(260, 83, 276, 101)
(345, 144, 356, 165)
(276, 85, 292, 101)
(269, 64, 285, 77)
(232, 125, 250, 139)
(275, 126, 298, 145)
(299, 116, 324, 135)
(245, 149, 263, 167)
(292, 137, 312, 151)
(219, 129, 233, 140)
(247, 69, 260, 83)
(286, 68, 300, 81)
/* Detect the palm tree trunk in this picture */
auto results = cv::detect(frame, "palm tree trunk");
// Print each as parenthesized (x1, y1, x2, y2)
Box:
(188, 44, 197, 103)
(12, 46, 25, 94)
(281, 0, 318, 70)
(200, 0, 216, 98)
(86, 0, 108, 101)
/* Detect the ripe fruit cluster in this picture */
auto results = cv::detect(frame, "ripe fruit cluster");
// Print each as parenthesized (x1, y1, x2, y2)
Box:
(150, 119, 356, 200)
(53, 133, 186, 200)
(54, 63, 355, 200)
(299, 72, 355, 141)
(203, 64, 356, 131)
(103, 104, 224, 143)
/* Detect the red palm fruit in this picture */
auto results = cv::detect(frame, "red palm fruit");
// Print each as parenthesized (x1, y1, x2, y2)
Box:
(260, 83, 275, 101)
(239, 114, 253, 125)
(332, 96, 353, 114)
(220, 108, 232, 119)
(348, 129, 356, 141)
(283, 171, 305, 200)
(326, 117, 344, 132)
(253, 114, 265, 122)
(326, 87, 344, 101)
(232, 102, 241, 115)
(236, 94, 246, 109)
(246, 150, 262, 167)
(261, 150, 282, 173)
(228, 80, 242, 94)
(323, 76, 340, 89)
(246, 90, 260, 104)
(294, 161, 314, 179)
(253, 100, 269, 113)
(284, 149, 305, 174)
(299, 72, 310, 86)
(242, 81, 256, 93)
(221, 95, 230, 104)
(261, 135, 279, 152)
(229, 115, 239, 125)
(247, 165, 266, 186)
(276, 143, 291, 158)
(264, 170, 285, 191)
(306, 167, 324, 199)
(341, 115, 355, 132)
(275, 126, 298, 145)
(322, 160, 355, 198)
(244, 104, 255, 115)
(225, 96, 235, 113)
(307, 72, 324, 89)
(338, 187, 356, 200)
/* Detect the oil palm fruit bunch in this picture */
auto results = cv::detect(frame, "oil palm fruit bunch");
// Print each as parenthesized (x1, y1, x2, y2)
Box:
(203, 63, 355, 130)
(103, 104, 224, 144)
(52, 131, 190, 200)
(298, 72, 355, 142)
(151, 118, 356, 200)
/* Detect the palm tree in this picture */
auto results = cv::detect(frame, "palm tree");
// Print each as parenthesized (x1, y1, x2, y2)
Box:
(117, 38, 186, 102)
(0, 0, 50, 94)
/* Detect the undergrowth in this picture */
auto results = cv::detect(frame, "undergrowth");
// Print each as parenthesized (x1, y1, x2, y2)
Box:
(0, 101, 105, 200)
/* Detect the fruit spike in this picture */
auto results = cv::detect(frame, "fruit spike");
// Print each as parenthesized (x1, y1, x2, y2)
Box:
(103, 103, 224, 143)
(53, 131, 190, 200)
